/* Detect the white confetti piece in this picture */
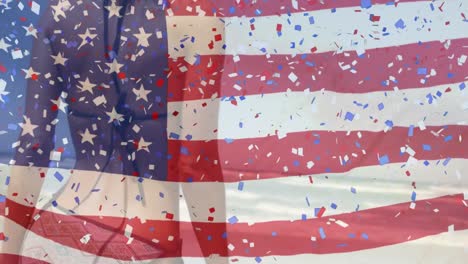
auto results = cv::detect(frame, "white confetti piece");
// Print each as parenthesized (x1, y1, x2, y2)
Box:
(31, 1, 40, 15)
(80, 234, 92, 244)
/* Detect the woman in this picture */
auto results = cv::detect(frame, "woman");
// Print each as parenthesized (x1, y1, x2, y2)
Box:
(1, 0, 228, 263)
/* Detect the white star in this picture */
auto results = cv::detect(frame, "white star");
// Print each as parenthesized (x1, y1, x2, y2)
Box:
(22, 67, 40, 79)
(0, 0, 12, 9)
(50, 97, 68, 113)
(105, 58, 124, 74)
(51, 52, 68, 66)
(132, 84, 151, 102)
(133, 27, 152, 48)
(23, 23, 38, 38)
(50, 0, 71, 22)
(79, 128, 97, 145)
(0, 38, 11, 53)
(77, 77, 96, 94)
(18, 116, 39, 137)
(136, 137, 152, 153)
(105, 0, 123, 18)
(105, 107, 124, 123)
(0, 79, 9, 103)
(78, 28, 97, 50)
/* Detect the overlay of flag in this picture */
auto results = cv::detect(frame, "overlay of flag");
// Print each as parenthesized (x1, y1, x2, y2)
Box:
(0, 0, 467, 263)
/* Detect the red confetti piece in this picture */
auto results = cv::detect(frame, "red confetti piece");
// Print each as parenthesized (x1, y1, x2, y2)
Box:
(118, 72, 126, 79)
(156, 78, 164, 87)
(317, 206, 326, 218)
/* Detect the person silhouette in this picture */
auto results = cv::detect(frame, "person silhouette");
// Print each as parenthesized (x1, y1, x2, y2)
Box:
(1, 0, 228, 263)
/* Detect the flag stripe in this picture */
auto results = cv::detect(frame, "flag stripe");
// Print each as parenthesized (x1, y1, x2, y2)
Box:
(166, 1, 468, 58)
(6, 224, 468, 264)
(2, 194, 467, 259)
(0, 254, 50, 264)
(167, 84, 466, 142)
(167, 38, 468, 102)
(3, 159, 466, 223)
(168, 125, 467, 182)
(166, 0, 428, 17)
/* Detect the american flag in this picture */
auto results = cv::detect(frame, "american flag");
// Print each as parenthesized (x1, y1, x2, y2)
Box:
(0, 0, 467, 263)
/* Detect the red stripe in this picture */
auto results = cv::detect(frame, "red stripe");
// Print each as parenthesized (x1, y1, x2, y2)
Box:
(168, 125, 467, 182)
(167, 38, 468, 102)
(0, 254, 50, 264)
(166, 0, 427, 17)
(2, 194, 467, 258)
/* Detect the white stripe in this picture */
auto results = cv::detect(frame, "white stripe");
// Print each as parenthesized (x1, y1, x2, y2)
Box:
(167, 1, 468, 58)
(3, 217, 468, 264)
(2, 158, 466, 223)
(169, 83, 467, 141)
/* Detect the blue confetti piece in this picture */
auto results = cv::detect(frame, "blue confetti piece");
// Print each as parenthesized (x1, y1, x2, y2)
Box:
(395, 18, 406, 29)
(295, 25, 302, 31)
(408, 125, 414, 137)
(272, 231, 278, 236)
(331, 203, 337, 209)
(345, 112, 355, 121)
(51, 200, 58, 207)
(379, 155, 390, 165)
(0, 195, 5, 203)
(361, 0, 372, 9)
(351, 187, 357, 194)
(423, 144, 432, 151)
(361, 233, 369, 240)
(5, 176, 10, 186)
(442, 157, 451, 166)
(417, 68, 427, 75)
(378, 103, 385, 111)
(309, 16, 315, 24)
(228, 216, 239, 224)
(74, 196, 80, 205)
(319, 227, 326, 239)
(385, 120, 394, 128)
(444, 135, 453, 142)
(302, 214, 307, 221)
(411, 191, 417, 201)
(169, 132, 180, 139)
(7, 123, 17, 130)
(460, 82, 466, 90)
(424, 160, 430, 166)
(224, 138, 235, 144)
(238, 182, 244, 191)
(54, 171, 64, 182)
(314, 207, 321, 216)
(180, 146, 189, 155)
(255, 257, 262, 263)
